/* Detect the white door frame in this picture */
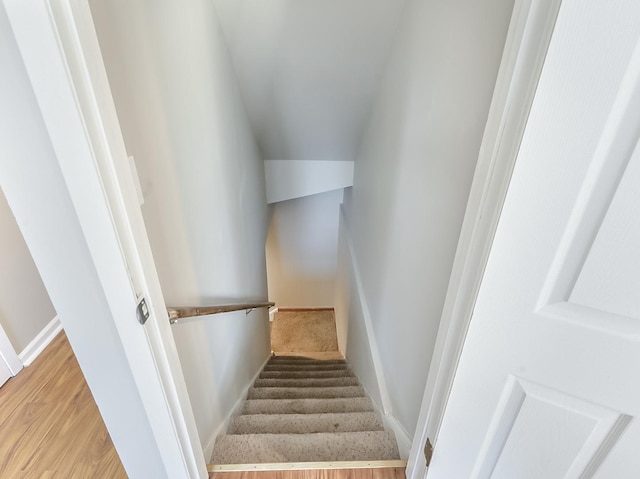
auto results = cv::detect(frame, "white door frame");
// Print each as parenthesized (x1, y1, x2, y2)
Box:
(3, 0, 206, 477)
(0, 322, 22, 377)
(406, 1, 562, 478)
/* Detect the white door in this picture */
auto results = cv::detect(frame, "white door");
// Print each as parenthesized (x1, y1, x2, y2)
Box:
(0, 324, 22, 387)
(0, 345, 11, 387)
(428, 1, 640, 478)
(0, 362, 10, 388)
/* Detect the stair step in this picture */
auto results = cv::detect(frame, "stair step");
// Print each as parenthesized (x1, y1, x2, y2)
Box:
(254, 377, 360, 388)
(241, 397, 375, 415)
(268, 358, 347, 365)
(259, 369, 355, 379)
(248, 385, 365, 400)
(263, 364, 350, 372)
(212, 431, 399, 464)
(228, 412, 384, 434)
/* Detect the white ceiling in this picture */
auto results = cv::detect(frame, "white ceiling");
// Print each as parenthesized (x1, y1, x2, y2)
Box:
(212, 0, 407, 162)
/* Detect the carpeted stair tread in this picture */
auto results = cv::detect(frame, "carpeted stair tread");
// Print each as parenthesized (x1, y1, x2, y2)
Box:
(212, 431, 400, 464)
(248, 385, 365, 400)
(254, 377, 360, 388)
(272, 352, 345, 361)
(212, 355, 400, 464)
(268, 358, 347, 365)
(241, 397, 375, 415)
(263, 364, 350, 372)
(227, 412, 384, 434)
(259, 369, 355, 379)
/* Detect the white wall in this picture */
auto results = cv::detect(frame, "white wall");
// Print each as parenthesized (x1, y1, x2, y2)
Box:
(266, 189, 343, 308)
(265, 160, 354, 204)
(90, 0, 271, 455)
(212, 0, 407, 164)
(0, 187, 56, 353)
(338, 0, 515, 438)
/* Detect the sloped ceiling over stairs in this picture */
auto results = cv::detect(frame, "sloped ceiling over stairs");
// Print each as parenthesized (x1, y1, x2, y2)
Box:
(212, 0, 408, 164)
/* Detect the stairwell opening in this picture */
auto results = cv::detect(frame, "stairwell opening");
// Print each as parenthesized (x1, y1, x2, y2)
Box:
(211, 310, 401, 465)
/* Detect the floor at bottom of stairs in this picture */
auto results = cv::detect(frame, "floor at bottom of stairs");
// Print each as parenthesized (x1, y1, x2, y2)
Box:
(209, 466, 406, 479)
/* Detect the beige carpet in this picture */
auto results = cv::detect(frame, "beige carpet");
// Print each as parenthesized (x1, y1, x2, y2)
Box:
(271, 310, 339, 353)
(211, 357, 400, 464)
(211, 314, 400, 464)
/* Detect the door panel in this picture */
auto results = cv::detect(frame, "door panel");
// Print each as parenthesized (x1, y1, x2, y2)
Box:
(568, 146, 640, 320)
(428, 1, 640, 478)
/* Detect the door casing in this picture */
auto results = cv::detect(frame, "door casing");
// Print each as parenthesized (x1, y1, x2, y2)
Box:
(2, 0, 206, 477)
(406, 1, 562, 477)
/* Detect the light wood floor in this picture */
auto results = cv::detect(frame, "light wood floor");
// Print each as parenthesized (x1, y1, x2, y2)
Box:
(0, 332, 127, 478)
(210, 467, 406, 479)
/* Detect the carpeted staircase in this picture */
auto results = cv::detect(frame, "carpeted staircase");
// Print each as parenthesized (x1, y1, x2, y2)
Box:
(211, 356, 400, 464)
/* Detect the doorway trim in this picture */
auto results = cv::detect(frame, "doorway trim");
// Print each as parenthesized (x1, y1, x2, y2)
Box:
(3, 0, 207, 477)
(0, 322, 22, 376)
(406, 1, 562, 478)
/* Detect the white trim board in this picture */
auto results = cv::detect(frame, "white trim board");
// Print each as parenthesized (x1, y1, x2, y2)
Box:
(339, 205, 393, 417)
(359, 380, 412, 461)
(405, 1, 562, 479)
(0, 324, 22, 376)
(4, 1, 207, 477)
(203, 353, 273, 462)
(382, 412, 412, 461)
(18, 316, 62, 367)
(338, 206, 412, 458)
(208, 460, 408, 472)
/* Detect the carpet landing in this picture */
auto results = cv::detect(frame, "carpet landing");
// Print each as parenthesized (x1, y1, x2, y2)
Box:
(211, 357, 400, 464)
(270, 311, 339, 352)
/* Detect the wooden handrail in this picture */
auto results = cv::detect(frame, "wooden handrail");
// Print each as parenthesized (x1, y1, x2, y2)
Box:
(167, 301, 275, 324)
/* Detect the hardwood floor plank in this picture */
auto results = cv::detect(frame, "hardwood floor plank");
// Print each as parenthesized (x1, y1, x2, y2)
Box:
(0, 333, 71, 423)
(0, 332, 126, 478)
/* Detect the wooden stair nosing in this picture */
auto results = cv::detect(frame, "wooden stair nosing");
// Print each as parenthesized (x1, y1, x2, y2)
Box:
(207, 460, 408, 472)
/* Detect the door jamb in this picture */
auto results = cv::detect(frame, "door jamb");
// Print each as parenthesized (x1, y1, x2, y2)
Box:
(0, 323, 22, 376)
(3, 0, 207, 477)
(406, 1, 562, 478)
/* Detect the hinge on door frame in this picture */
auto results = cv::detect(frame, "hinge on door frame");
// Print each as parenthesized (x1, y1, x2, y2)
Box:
(424, 437, 434, 467)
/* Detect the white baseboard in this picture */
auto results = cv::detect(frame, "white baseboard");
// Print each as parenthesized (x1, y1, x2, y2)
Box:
(360, 382, 413, 461)
(339, 207, 413, 459)
(340, 206, 392, 415)
(383, 413, 413, 460)
(268, 307, 278, 322)
(203, 353, 273, 462)
(18, 316, 62, 367)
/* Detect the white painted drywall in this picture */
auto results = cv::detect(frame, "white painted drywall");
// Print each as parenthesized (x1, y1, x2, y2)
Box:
(334, 188, 354, 352)
(212, 0, 407, 163)
(0, 5, 168, 476)
(90, 0, 271, 455)
(339, 0, 515, 438)
(266, 190, 343, 308)
(333, 211, 351, 354)
(265, 160, 353, 204)
(0, 187, 56, 354)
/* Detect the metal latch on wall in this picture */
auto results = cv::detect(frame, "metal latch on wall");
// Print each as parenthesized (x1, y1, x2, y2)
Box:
(136, 297, 150, 325)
